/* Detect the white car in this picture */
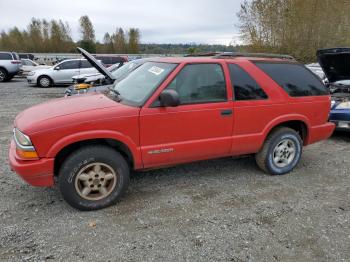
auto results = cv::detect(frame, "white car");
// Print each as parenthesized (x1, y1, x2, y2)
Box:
(20, 59, 51, 77)
(306, 63, 326, 80)
(27, 59, 98, 87)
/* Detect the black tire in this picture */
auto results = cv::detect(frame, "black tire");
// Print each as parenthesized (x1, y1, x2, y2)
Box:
(59, 145, 130, 211)
(255, 127, 302, 175)
(0, 68, 8, 82)
(37, 75, 52, 88)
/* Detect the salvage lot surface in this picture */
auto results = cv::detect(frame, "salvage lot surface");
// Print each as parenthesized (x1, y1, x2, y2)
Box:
(0, 79, 349, 262)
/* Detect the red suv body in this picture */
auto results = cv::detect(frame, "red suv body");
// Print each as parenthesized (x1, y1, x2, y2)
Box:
(9, 54, 335, 210)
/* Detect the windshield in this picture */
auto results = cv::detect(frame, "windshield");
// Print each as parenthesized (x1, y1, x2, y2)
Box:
(111, 60, 145, 80)
(108, 63, 122, 73)
(113, 62, 177, 106)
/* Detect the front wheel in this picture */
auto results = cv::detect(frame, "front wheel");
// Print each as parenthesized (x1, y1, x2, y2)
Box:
(255, 127, 302, 175)
(38, 76, 52, 88)
(59, 145, 130, 211)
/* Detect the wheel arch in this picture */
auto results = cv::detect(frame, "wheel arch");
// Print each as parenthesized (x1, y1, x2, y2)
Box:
(262, 115, 310, 146)
(50, 131, 142, 176)
(0, 66, 9, 73)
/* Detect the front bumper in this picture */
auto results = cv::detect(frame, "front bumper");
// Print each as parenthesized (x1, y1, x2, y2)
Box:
(330, 108, 350, 130)
(9, 140, 54, 187)
(26, 75, 37, 85)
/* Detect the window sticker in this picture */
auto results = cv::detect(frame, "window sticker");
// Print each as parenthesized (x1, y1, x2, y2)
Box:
(148, 66, 165, 76)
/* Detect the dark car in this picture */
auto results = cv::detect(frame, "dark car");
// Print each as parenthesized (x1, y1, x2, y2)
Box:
(317, 48, 350, 130)
(93, 55, 128, 67)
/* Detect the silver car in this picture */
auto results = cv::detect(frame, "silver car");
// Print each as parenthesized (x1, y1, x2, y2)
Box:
(20, 59, 51, 77)
(0, 52, 22, 82)
(27, 59, 98, 87)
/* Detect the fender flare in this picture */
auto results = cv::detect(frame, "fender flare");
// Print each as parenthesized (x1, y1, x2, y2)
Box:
(261, 114, 310, 143)
(47, 130, 142, 168)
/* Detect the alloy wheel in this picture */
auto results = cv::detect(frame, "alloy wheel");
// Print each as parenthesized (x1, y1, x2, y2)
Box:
(272, 138, 296, 168)
(74, 162, 117, 201)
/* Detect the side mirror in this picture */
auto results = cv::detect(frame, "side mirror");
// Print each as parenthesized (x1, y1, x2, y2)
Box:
(54, 66, 60, 70)
(159, 89, 180, 107)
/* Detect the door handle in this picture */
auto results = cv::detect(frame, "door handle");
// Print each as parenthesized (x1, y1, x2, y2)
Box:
(221, 109, 233, 116)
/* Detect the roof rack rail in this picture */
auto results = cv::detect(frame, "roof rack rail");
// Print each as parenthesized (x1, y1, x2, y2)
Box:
(184, 52, 223, 57)
(214, 52, 295, 60)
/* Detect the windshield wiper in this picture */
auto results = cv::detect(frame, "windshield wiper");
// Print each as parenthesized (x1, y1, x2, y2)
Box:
(107, 86, 122, 102)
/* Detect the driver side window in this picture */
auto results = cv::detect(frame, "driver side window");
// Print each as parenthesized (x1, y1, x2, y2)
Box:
(166, 63, 227, 104)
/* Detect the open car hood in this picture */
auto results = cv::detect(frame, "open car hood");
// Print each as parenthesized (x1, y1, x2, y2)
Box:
(77, 47, 115, 82)
(317, 48, 350, 83)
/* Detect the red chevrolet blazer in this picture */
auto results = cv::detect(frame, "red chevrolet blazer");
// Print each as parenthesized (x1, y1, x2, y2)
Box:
(9, 52, 335, 210)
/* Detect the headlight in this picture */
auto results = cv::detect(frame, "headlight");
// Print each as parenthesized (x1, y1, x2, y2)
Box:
(28, 71, 36, 76)
(336, 101, 350, 109)
(14, 128, 32, 146)
(13, 128, 38, 159)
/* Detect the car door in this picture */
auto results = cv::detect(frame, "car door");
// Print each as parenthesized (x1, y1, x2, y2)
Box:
(79, 60, 98, 75)
(53, 60, 81, 84)
(140, 63, 234, 168)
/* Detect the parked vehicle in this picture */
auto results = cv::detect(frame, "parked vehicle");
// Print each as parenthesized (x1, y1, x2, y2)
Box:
(27, 59, 98, 87)
(20, 59, 51, 77)
(19, 53, 35, 60)
(93, 54, 128, 67)
(306, 63, 326, 80)
(72, 61, 123, 85)
(66, 48, 147, 96)
(318, 48, 350, 130)
(9, 52, 335, 210)
(0, 52, 22, 82)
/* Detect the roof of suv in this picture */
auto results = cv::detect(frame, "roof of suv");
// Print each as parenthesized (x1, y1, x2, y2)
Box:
(147, 52, 297, 64)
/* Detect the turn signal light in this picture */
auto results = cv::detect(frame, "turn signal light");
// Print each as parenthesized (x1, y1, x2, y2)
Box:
(16, 148, 39, 159)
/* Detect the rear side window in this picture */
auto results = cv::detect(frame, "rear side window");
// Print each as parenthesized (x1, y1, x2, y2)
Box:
(0, 53, 13, 60)
(166, 63, 227, 104)
(80, 60, 93, 68)
(229, 64, 268, 100)
(59, 60, 80, 70)
(255, 62, 328, 97)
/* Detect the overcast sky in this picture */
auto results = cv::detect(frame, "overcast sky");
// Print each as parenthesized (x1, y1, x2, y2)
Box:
(0, 0, 244, 45)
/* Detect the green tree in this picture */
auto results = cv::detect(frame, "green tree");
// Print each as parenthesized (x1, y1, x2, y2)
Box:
(127, 28, 140, 54)
(27, 18, 43, 52)
(78, 15, 96, 52)
(237, 0, 350, 62)
(113, 28, 127, 53)
(102, 32, 114, 53)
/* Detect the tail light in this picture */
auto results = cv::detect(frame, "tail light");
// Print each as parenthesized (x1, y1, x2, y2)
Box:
(11, 60, 22, 64)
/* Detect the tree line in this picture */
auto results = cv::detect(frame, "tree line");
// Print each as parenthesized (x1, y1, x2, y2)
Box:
(237, 0, 350, 62)
(0, 15, 141, 54)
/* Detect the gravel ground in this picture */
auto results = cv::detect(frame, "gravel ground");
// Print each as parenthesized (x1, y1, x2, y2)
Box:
(0, 79, 349, 262)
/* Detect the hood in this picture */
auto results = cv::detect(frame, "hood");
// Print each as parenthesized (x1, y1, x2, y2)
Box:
(77, 47, 115, 83)
(31, 67, 53, 74)
(15, 93, 133, 134)
(317, 48, 350, 83)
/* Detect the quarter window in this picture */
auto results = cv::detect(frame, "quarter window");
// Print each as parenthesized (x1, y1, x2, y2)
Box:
(0, 53, 12, 60)
(255, 62, 329, 97)
(229, 64, 268, 100)
(166, 63, 227, 104)
(80, 60, 93, 69)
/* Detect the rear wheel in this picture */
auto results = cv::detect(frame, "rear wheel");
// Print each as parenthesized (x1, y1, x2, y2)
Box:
(38, 75, 52, 88)
(59, 145, 130, 211)
(0, 68, 7, 82)
(255, 127, 302, 175)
